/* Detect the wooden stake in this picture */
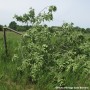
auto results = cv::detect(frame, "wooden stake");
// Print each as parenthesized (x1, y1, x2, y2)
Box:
(3, 28, 8, 56)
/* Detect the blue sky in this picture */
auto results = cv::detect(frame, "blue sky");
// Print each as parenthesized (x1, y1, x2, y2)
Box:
(0, 0, 90, 28)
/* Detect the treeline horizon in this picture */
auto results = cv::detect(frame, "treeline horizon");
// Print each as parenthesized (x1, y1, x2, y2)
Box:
(0, 21, 90, 33)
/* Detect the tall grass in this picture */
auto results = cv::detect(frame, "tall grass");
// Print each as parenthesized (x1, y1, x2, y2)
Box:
(0, 31, 34, 90)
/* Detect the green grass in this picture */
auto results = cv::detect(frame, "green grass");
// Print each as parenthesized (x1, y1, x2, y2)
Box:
(0, 31, 34, 90)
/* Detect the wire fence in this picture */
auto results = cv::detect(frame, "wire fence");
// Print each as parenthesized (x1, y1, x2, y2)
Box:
(3, 27, 22, 56)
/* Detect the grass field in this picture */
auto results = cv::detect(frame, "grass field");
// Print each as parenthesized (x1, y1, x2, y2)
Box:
(0, 31, 34, 90)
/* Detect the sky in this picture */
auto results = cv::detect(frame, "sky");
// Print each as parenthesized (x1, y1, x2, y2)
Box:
(0, 0, 90, 28)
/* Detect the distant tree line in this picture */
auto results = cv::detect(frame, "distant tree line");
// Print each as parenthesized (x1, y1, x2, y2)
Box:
(0, 25, 3, 31)
(8, 21, 32, 31)
(50, 25, 90, 33)
(0, 21, 90, 32)
(0, 21, 32, 31)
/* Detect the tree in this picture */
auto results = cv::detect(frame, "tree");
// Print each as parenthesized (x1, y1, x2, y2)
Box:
(0, 25, 3, 31)
(86, 28, 90, 33)
(14, 5, 57, 26)
(14, 8, 35, 26)
(9, 21, 17, 30)
(13, 6, 90, 89)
